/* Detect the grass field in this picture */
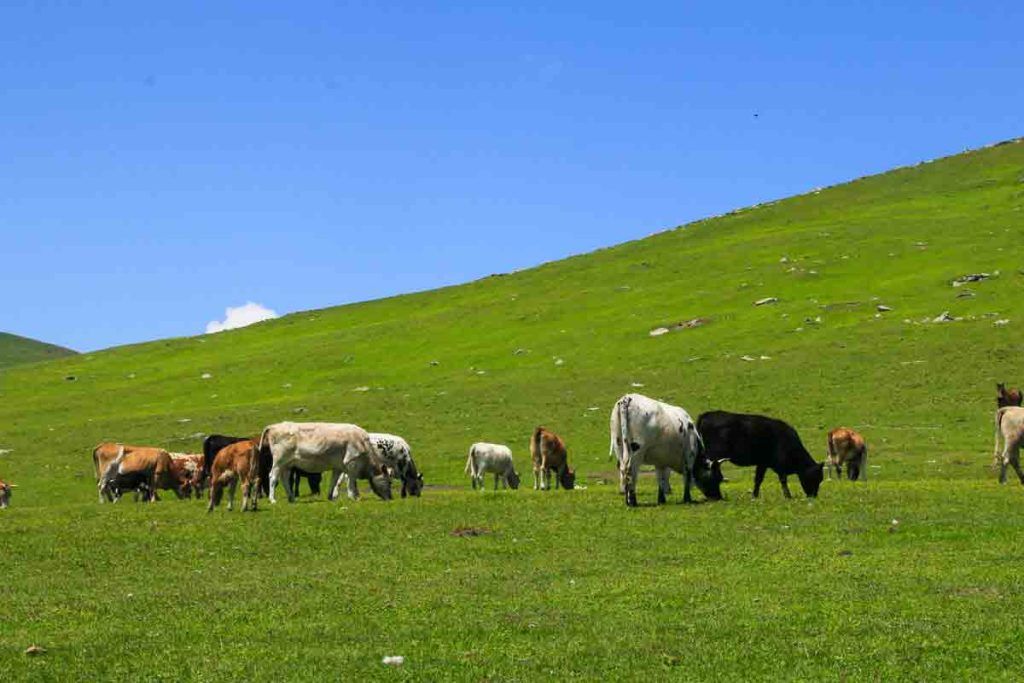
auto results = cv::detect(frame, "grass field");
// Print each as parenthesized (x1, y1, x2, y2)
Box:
(2, 140, 1024, 680)
(0, 332, 76, 370)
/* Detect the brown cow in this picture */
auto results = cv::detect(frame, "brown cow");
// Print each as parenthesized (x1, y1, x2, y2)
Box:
(0, 479, 13, 509)
(170, 453, 205, 499)
(208, 440, 260, 512)
(530, 426, 576, 491)
(826, 428, 868, 481)
(94, 442, 190, 502)
(997, 383, 1023, 408)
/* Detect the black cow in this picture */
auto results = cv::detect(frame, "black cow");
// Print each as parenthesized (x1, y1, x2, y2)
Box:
(289, 468, 323, 497)
(697, 411, 824, 498)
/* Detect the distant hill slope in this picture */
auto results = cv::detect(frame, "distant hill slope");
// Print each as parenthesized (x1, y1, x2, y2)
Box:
(1, 139, 1023, 486)
(0, 332, 76, 369)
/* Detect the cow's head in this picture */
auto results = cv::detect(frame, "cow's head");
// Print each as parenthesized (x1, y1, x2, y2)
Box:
(559, 467, 576, 490)
(694, 458, 725, 500)
(369, 469, 393, 501)
(799, 462, 825, 497)
(507, 470, 521, 490)
(0, 481, 12, 509)
(403, 470, 424, 498)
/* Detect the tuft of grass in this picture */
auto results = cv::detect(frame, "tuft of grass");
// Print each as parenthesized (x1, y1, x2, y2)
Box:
(3, 140, 1024, 679)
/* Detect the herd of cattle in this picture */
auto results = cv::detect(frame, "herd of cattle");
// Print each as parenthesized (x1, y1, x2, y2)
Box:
(1, 383, 1021, 511)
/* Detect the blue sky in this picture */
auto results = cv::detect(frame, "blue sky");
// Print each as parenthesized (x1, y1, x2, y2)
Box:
(2, 2, 1022, 351)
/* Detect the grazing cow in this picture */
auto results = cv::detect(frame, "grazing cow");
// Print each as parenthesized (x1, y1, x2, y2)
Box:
(697, 411, 824, 499)
(98, 445, 191, 502)
(258, 422, 391, 503)
(208, 440, 260, 512)
(530, 426, 576, 491)
(169, 453, 205, 497)
(93, 442, 174, 502)
(826, 428, 868, 481)
(465, 443, 521, 490)
(370, 432, 423, 497)
(997, 383, 1023, 408)
(202, 434, 250, 488)
(609, 394, 721, 507)
(993, 406, 1024, 484)
(0, 479, 13, 509)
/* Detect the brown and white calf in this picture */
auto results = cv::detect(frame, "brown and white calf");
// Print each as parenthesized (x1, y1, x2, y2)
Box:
(530, 427, 576, 490)
(169, 453, 205, 498)
(0, 479, 13, 509)
(207, 440, 260, 512)
(997, 383, 1023, 408)
(826, 427, 868, 481)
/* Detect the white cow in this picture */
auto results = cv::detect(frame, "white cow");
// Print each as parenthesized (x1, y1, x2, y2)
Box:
(609, 393, 720, 507)
(993, 407, 1024, 484)
(258, 422, 392, 503)
(369, 433, 423, 497)
(465, 443, 521, 491)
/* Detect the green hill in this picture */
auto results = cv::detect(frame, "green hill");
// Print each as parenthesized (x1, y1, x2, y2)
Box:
(0, 332, 75, 369)
(3, 140, 1024, 679)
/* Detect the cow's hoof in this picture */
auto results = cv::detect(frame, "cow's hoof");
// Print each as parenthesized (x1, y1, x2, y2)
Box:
(625, 491, 638, 507)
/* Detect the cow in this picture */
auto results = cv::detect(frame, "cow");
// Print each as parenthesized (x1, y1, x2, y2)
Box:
(208, 440, 260, 512)
(993, 406, 1024, 484)
(288, 468, 324, 497)
(370, 432, 423, 497)
(258, 422, 391, 503)
(609, 394, 721, 507)
(530, 426, 576, 491)
(93, 442, 175, 502)
(97, 445, 191, 502)
(169, 452, 205, 498)
(203, 434, 250, 489)
(997, 383, 1023, 408)
(826, 428, 868, 481)
(0, 479, 13, 509)
(697, 411, 824, 499)
(465, 443, 521, 490)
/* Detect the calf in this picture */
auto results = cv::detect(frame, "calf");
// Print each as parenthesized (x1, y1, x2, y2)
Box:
(826, 428, 868, 481)
(169, 453, 205, 498)
(530, 426, 576, 491)
(203, 434, 250, 490)
(465, 443, 521, 490)
(0, 479, 13, 509)
(997, 383, 1023, 408)
(993, 406, 1024, 484)
(610, 393, 721, 506)
(697, 411, 823, 499)
(288, 468, 324, 497)
(208, 440, 260, 512)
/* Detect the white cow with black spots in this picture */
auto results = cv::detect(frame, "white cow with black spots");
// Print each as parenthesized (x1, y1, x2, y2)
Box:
(369, 432, 423, 497)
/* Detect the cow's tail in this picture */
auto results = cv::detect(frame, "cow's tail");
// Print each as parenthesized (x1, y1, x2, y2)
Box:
(257, 425, 272, 454)
(465, 445, 476, 476)
(994, 407, 1008, 467)
(618, 398, 632, 473)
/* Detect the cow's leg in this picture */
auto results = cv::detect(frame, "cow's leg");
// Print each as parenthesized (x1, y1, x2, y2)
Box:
(624, 456, 640, 507)
(656, 467, 670, 505)
(227, 477, 238, 511)
(346, 470, 360, 500)
(268, 465, 281, 503)
(1000, 442, 1013, 484)
(777, 473, 793, 499)
(682, 466, 695, 504)
(328, 470, 344, 501)
(752, 465, 767, 498)
(533, 464, 540, 490)
(1011, 444, 1024, 485)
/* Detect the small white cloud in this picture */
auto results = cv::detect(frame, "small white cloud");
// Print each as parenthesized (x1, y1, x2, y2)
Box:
(206, 302, 278, 334)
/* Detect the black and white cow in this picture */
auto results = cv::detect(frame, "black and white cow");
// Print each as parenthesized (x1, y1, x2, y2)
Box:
(369, 432, 423, 497)
(609, 393, 722, 507)
(697, 410, 824, 499)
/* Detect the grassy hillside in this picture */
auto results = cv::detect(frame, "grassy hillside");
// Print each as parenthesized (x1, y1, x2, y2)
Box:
(0, 332, 75, 369)
(3, 140, 1024, 680)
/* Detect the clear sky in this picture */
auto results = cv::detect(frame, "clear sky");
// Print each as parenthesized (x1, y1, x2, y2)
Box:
(3, 2, 1021, 351)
